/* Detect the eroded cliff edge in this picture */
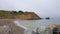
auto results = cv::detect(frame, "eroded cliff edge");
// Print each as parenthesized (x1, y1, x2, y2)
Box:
(0, 10, 41, 20)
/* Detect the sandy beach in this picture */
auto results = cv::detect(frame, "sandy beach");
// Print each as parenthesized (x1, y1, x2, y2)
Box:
(0, 19, 24, 34)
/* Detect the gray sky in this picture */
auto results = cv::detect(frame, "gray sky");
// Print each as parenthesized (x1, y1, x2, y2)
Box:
(0, 0, 60, 18)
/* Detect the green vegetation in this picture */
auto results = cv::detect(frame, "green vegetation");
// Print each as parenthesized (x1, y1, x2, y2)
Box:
(0, 10, 24, 19)
(18, 10, 24, 15)
(18, 10, 23, 13)
(10, 11, 17, 14)
(0, 13, 5, 19)
(10, 10, 24, 15)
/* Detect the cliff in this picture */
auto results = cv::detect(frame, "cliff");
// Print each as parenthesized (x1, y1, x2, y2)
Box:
(15, 12, 41, 20)
(0, 10, 41, 20)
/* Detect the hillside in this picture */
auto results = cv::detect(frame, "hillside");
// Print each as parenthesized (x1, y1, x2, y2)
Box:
(0, 10, 41, 20)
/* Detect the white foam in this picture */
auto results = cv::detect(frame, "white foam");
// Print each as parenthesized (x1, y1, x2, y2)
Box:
(13, 21, 28, 30)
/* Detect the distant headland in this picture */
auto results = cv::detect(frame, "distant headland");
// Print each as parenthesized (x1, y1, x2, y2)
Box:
(0, 10, 41, 20)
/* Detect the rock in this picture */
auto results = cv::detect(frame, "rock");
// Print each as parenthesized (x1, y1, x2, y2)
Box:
(45, 17, 50, 20)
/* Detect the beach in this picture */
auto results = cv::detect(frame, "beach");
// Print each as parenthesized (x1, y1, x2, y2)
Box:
(0, 19, 24, 34)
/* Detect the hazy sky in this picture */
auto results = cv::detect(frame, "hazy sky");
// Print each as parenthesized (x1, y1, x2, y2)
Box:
(0, 0, 60, 18)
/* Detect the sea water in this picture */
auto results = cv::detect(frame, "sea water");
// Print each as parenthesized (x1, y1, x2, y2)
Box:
(14, 18, 60, 34)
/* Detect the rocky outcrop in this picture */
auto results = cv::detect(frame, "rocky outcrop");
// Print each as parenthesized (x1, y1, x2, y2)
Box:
(48, 24, 60, 32)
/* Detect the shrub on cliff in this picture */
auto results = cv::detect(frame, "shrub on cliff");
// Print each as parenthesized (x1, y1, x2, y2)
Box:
(18, 10, 23, 13)
(10, 11, 17, 14)
(18, 10, 24, 15)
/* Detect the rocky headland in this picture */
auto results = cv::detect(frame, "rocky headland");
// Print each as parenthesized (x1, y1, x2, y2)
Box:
(0, 10, 41, 20)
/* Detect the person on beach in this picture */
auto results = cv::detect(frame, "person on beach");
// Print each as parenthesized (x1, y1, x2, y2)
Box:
(53, 27, 58, 34)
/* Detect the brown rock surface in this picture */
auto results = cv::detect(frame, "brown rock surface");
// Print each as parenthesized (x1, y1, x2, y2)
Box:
(15, 12, 40, 20)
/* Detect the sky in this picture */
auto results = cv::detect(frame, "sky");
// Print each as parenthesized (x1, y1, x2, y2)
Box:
(0, 0, 60, 18)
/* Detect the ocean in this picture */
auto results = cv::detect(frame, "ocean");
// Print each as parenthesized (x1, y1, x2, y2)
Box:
(14, 18, 60, 34)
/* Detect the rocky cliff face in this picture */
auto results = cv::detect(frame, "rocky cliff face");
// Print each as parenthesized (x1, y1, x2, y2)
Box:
(0, 10, 41, 20)
(15, 12, 40, 20)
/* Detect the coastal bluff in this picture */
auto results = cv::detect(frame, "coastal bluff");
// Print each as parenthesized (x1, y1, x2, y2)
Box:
(0, 10, 41, 20)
